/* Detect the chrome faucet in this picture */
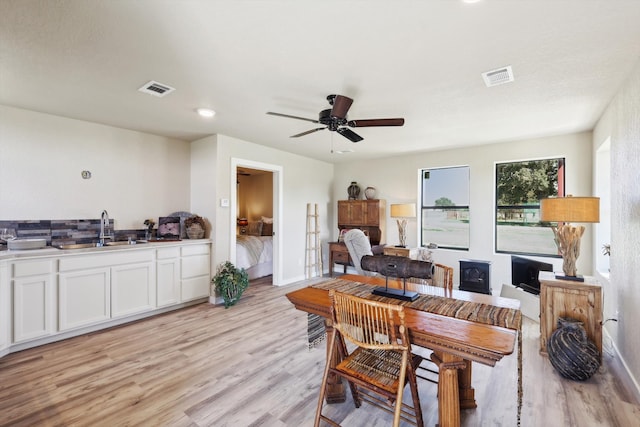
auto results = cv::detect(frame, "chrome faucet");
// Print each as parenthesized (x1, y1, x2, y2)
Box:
(99, 210, 112, 246)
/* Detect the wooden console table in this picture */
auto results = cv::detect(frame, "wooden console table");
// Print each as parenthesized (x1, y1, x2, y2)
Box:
(539, 272, 602, 362)
(382, 246, 419, 258)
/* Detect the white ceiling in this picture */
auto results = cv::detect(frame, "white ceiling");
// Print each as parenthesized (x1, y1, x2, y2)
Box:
(2, 0, 640, 164)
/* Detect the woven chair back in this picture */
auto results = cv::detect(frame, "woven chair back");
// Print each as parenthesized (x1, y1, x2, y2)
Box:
(432, 263, 454, 293)
(330, 290, 407, 351)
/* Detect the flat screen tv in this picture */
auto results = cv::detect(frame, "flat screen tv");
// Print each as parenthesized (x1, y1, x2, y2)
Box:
(511, 255, 553, 295)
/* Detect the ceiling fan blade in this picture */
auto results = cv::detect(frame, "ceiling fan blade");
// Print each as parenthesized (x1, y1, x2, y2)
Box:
(330, 95, 353, 119)
(337, 127, 363, 142)
(267, 112, 320, 124)
(347, 118, 405, 127)
(290, 127, 326, 138)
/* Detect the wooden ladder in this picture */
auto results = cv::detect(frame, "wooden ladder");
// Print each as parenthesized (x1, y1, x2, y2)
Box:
(305, 203, 323, 279)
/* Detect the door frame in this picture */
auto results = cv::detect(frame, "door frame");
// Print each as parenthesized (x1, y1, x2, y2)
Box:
(230, 158, 283, 286)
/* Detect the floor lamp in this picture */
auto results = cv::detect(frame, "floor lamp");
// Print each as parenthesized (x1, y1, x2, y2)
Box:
(390, 203, 416, 248)
(540, 196, 600, 281)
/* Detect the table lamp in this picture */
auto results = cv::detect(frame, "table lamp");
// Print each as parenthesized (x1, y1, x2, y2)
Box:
(237, 218, 249, 234)
(390, 203, 416, 248)
(539, 195, 600, 281)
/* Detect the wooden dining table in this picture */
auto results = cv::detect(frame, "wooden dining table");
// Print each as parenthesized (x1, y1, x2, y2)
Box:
(286, 274, 522, 427)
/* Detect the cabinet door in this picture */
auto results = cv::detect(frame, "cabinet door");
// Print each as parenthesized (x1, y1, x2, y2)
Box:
(13, 274, 55, 343)
(338, 200, 366, 225)
(157, 258, 180, 307)
(338, 201, 351, 225)
(0, 262, 8, 350)
(111, 262, 156, 318)
(59, 268, 110, 331)
(181, 254, 210, 301)
(349, 201, 366, 224)
(364, 200, 381, 226)
(181, 276, 210, 301)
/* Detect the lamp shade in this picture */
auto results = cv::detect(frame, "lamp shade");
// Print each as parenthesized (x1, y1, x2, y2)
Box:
(539, 196, 600, 223)
(390, 203, 416, 218)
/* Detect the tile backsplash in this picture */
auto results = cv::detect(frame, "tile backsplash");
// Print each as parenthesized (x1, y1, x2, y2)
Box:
(0, 219, 147, 246)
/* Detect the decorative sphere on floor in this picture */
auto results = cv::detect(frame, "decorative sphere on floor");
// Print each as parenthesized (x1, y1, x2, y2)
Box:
(547, 317, 600, 381)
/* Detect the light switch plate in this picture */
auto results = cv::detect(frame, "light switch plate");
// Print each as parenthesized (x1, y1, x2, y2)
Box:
(220, 198, 229, 207)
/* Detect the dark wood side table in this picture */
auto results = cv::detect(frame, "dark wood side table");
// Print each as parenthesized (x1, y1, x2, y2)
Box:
(328, 241, 386, 277)
(328, 242, 350, 276)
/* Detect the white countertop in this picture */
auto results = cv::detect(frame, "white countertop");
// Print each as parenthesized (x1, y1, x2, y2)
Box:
(0, 239, 212, 261)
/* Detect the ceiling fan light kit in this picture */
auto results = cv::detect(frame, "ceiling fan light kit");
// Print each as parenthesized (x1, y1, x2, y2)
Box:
(267, 94, 405, 142)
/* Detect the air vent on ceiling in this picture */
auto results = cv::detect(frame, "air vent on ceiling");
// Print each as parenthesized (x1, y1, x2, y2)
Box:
(482, 66, 514, 87)
(138, 80, 176, 97)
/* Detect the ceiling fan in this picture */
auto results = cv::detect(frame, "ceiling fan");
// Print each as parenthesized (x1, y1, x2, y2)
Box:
(267, 94, 404, 142)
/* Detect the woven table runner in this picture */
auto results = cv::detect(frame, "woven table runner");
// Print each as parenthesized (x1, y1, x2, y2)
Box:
(312, 278, 522, 331)
(310, 277, 524, 426)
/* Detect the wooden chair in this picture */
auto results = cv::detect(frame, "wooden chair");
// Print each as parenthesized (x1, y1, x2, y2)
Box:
(407, 263, 453, 295)
(314, 290, 424, 427)
(432, 263, 454, 293)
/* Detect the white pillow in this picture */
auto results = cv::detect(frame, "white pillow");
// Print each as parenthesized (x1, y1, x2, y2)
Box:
(261, 216, 273, 224)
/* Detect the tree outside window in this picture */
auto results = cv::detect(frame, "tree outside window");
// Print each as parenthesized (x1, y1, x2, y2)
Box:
(421, 166, 470, 250)
(495, 158, 565, 255)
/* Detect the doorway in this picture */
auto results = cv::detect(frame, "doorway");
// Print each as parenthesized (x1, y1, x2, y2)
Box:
(230, 158, 283, 285)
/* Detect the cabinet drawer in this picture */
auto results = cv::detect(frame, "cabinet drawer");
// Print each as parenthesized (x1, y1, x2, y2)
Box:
(181, 255, 210, 279)
(12, 260, 54, 278)
(181, 244, 210, 257)
(333, 251, 350, 263)
(181, 276, 210, 301)
(157, 247, 180, 259)
(383, 247, 410, 257)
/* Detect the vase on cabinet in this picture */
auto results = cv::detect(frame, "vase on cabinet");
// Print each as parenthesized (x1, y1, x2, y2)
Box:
(364, 186, 376, 200)
(347, 182, 361, 200)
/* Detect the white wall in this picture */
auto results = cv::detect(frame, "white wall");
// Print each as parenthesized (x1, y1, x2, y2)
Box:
(593, 57, 640, 395)
(333, 132, 594, 291)
(0, 105, 191, 229)
(238, 173, 273, 221)
(190, 134, 334, 286)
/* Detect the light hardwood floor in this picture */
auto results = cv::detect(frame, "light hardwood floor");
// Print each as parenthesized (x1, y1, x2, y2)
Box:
(1, 276, 638, 427)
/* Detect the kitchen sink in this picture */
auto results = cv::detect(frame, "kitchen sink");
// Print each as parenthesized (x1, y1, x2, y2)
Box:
(56, 243, 99, 250)
(106, 241, 145, 246)
(56, 240, 146, 250)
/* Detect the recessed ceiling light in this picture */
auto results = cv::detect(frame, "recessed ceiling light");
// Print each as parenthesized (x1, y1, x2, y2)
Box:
(334, 149, 354, 154)
(462, 0, 482, 3)
(196, 108, 215, 118)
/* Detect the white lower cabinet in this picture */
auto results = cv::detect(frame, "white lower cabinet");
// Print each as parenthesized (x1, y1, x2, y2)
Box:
(181, 244, 211, 301)
(111, 262, 155, 317)
(156, 247, 180, 307)
(58, 249, 155, 331)
(12, 259, 56, 343)
(2, 241, 211, 357)
(59, 268, 110, 331)
(1, 261, 9, 352)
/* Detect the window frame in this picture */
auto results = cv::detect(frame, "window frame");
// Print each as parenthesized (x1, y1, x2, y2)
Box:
(420, 165, 470, 251)
(494, 157, 565, 257)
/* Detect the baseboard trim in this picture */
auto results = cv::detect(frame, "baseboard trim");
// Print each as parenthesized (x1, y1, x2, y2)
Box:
(604, 327, 640, 403)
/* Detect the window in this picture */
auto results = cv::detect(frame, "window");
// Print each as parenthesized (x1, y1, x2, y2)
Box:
(495, 158, 565, 255)
(421, 166, 470, 250)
